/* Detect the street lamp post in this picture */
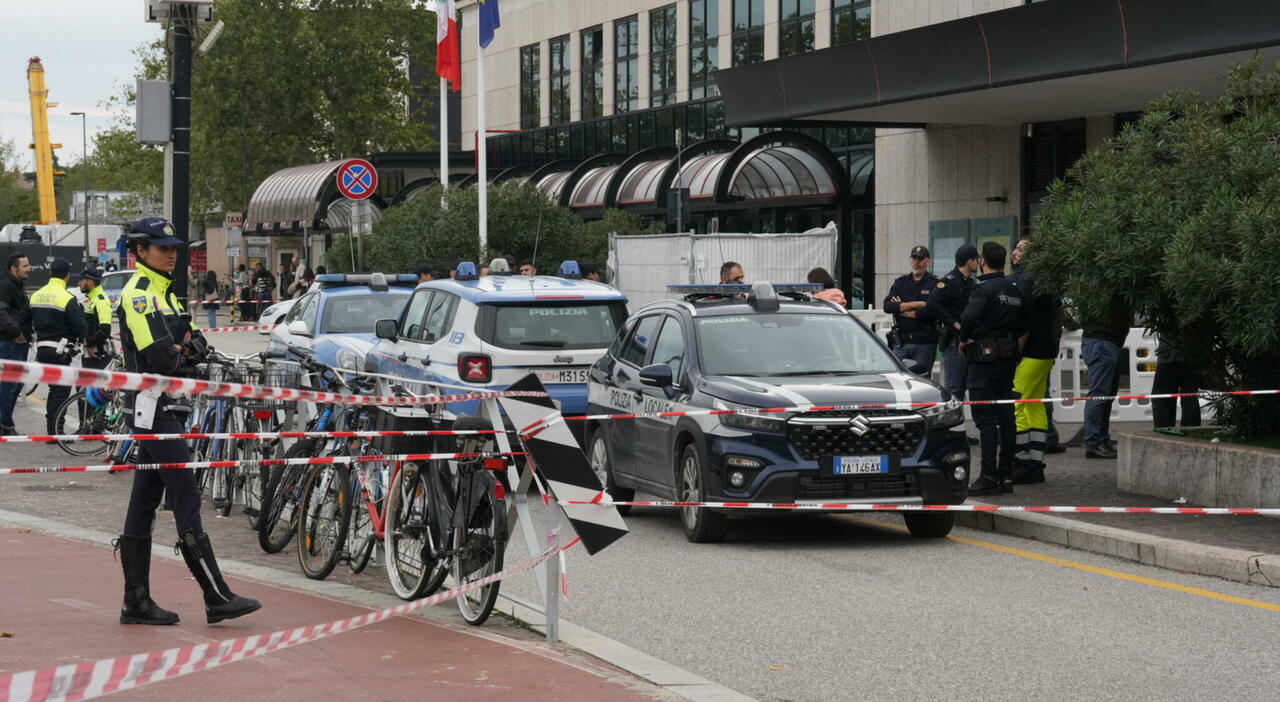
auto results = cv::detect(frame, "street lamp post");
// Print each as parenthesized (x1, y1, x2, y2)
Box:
(69, 111, 89, 261)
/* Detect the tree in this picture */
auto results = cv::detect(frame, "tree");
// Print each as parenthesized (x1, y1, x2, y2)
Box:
(1027, 60, 1280, 438)
(0, 133, 39, 225)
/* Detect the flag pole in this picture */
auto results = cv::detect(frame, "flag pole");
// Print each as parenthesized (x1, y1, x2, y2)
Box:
(440, 76, 448, 205)
(476, 41, 488, 260)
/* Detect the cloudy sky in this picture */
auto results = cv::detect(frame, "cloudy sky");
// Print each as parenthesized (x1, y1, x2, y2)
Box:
(1, 1, 161, 169)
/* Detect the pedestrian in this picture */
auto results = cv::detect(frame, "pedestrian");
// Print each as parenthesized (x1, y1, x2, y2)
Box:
(315, 265, 327, 276)
(413, 263, 434, 284)
(116, 217, 261, 626)
(883, 245, 939, 376)
(293, 266, 314, 298)
(252, 262, 275, 320)
(519, 262, 537, 276)
(958, 241, 1028, 495)
(927, 244, 980, 400)
(29, 258, 88, 433)
(1081, 307, 1130, 459)
(0, 252, 31, 435)
(235, 263, 254, 322)
(105, 260, 118, 272)
(200, 270, 220, 329)
(1007, 237, 1060, 484)
(1151, 334, 1201, 434)
(77, 268, 113, 370)
(719, 261, 744, 284)
(581, 261, 605, 283)
(807, 267, 846, 306)
(277, 263, 294, 302)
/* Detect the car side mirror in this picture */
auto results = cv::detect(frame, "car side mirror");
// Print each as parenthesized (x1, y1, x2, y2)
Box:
(375, 318, 398, 341)
(639, 363, 674, 389)
(286, 320, 311, 337)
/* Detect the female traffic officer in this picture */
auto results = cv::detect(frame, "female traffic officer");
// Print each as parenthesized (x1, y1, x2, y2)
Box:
(114, 217, 262, 625)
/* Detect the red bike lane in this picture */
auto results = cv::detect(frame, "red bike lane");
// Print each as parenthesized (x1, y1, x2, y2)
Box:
(0, 527, 670, 701)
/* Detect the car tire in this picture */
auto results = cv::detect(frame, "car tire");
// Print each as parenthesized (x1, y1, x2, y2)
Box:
(902, 511, 956, 538)
(588, 429, 633, 515)
(678, 444, 728, 543)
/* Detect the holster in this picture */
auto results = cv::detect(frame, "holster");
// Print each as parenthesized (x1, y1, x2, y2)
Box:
(965, 336, 1018, 362)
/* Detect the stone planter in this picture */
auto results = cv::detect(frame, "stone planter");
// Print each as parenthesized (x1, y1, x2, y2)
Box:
(1117, 431, 1280, 511)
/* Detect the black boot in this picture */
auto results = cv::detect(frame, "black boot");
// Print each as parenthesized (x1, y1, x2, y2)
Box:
(176, 532, 262, 624)
(116, 535, 180, 625)
(967, 474, 1004, 496)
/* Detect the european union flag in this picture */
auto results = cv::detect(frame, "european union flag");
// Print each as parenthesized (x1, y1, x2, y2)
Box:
(478, 0, 500, 49)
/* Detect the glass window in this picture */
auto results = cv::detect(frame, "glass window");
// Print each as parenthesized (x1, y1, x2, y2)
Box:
(420, 292, 457, 343)
(696, 313, 898, 376)
(519, 43, 540, 129)
(621, 314, 664, 366)
(732, 0, 765, 66)
(614, 16, 639, 113)
(689, 0, 720, 99)
(779, 1, 815, 56)
(485, 302, 628, 351)
(398, 290, 434, 341)
(650, 5, 678, 107)
(285, 292, 319, 334)
(549, 35, 570, 125)
(650, 317, 687, 379)
(320, 292, 411, 335)
(581, 26, 604, 120)
(831, 0, 870, 47)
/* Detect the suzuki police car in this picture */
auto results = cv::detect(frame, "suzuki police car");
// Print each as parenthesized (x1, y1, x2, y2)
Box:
(365, 262, 629, 438)
(586, 282, 970, 543)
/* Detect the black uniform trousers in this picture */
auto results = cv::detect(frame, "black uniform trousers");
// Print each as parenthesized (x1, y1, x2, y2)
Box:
(1151, 361, 1201, 429)
(81, 353, 111, 371)
(123, 412, 204, 539)
(35, 346, 72, 434)
(967, 358, 1019, 478)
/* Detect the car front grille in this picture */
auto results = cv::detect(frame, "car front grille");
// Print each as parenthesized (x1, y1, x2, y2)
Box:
(787, 410, 925, 461)
(795, 473, 916, 500)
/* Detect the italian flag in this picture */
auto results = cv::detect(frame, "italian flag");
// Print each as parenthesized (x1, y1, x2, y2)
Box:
(435, 0, 460, 91)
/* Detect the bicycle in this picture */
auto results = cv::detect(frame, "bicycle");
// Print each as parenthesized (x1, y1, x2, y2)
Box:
(52, 354, 125, 457)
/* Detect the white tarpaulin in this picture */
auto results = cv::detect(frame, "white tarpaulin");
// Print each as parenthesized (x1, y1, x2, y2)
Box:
(609, 229, 838, 311)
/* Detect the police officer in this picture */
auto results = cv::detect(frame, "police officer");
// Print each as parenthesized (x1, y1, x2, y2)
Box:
(927, 244, 980, 400)
(29, 258, 87, 433)
(958, 242, 1028, 496)
(1008, 238, 1060, 484)
(78, 267, 113, 370)
(882, 245, 939, 375)
(115, 217, 261, 626)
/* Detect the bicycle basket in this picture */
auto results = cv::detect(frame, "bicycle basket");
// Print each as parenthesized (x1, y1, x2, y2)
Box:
(240, 364, 302, 411)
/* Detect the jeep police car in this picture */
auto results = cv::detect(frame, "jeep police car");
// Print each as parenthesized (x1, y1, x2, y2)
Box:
(365, 261, 628, 437)
(586, 282, 970, 543)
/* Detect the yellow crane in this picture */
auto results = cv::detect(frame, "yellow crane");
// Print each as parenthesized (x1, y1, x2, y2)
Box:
(26, 56, 64, 224)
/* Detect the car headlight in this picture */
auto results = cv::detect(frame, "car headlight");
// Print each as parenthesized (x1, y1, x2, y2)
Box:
(720, 409, 791, 433)
(336, 349, 361, 370)
(917, 398, 963, 428)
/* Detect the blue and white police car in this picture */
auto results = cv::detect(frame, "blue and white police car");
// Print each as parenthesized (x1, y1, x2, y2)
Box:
(266, 273, 416, 371)
(365, 262, 629, 438)
(586, 282, 970, 543)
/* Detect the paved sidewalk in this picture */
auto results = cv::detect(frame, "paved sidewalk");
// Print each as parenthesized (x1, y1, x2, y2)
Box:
(0, 526, 674, 701)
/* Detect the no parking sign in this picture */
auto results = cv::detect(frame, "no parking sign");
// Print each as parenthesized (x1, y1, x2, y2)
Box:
(336, 159, 378, 200)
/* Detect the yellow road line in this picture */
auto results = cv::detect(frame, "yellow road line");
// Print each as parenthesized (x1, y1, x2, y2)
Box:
(843, 515, 1280, 612)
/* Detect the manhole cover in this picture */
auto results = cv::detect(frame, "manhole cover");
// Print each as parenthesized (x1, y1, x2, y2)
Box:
(21, 484, 99, 492)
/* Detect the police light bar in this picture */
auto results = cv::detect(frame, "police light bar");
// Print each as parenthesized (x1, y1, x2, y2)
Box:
(315, 273, 418, 289)
(558, 260, 582, 278)
(455, 261, 479, 280)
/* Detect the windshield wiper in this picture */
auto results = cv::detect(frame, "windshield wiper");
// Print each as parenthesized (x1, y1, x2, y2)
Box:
(519, 340, 567, 348)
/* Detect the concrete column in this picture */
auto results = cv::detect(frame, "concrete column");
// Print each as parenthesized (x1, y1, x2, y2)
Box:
(814, 3, 832, 50)
(676, 0, 690, 102)
(1087, 114, 1114, 150)
(718, 0, 733, 69)
(638, 10, 652, 109)
(569, 28, 581, 122)
(603, 19, 616, 115)
(539, 39, 550, 128)
(763, 0, 780, 61)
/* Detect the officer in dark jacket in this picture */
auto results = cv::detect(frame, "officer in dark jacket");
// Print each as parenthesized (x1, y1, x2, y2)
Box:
(78, 268, 113, 370)
(29, 258, 88, 433)
(1007, 238, 1060, 483)
(0, 251, 32, 435)
(882, 245, 939, 375)
(958, 242, 1028, 495)
(115, 217, 261, 627)
(927, 244, 980, 400)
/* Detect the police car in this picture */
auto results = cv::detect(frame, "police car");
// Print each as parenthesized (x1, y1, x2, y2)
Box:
(586, 282, 970, 543)
(266, 273, 415, 371)
(365, 261, 628, 435)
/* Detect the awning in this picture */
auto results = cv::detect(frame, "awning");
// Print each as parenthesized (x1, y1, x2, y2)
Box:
(568, 165, 621, 209)
(244, 160, 347, 233)
(615, 159, 670, 206)
(536, 171, 573, 201)
(714, 0, 1280, 127)
(727, 146, 835, 201)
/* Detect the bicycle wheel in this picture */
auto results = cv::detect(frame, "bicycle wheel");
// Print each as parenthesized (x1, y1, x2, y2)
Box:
(453, 474, 506, 626)
(52, 390, 111, 457)
(346, 453, 386, 574)
(238, 416, 269, 530)
(214, 419, 238, 519)
(257, 439, 315, 553)
(297, 464, 351, 580)
(384, 462, 447, 600)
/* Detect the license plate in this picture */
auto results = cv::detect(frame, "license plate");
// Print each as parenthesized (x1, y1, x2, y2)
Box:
(535, 368, 589, 384)
(835, 455, 888, 475)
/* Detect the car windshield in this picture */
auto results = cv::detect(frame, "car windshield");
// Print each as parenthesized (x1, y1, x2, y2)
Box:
(486, 302, 626, 350)
(696, 312, 898, 376)
(319, 292, 410, 334)
(102, 273, 129, 292)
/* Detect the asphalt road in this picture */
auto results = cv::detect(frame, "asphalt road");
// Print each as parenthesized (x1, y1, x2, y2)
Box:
(4, 328, 1279, 702)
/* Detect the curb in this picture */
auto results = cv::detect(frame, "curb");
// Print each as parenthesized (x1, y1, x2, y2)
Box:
(954, 502, 1280, 588)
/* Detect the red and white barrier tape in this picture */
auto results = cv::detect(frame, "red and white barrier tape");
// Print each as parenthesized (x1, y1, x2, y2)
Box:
(187, 298, 285, 305)
(199, 324, 278, 334)
(0, 537, 578, 702)
(560, 499, 1280, 516)
(0, 359, 543, 408)
(0, 428, 507, 444)
(0, 450, 522, 476)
